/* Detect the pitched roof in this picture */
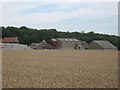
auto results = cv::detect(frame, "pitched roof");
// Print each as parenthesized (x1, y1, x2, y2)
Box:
(93, 40, 117, 49)
(56, 38, 79, 42)
(51, 39, 57, 41)
(2, 37, 19, 43)
(40, 40, 48, 45)
(81, 41, 89, 48)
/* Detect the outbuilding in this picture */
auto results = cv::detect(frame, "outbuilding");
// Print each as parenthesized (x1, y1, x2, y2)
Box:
(89, 40, 117, 50)
(55, 38, 81, 50)
(50, 39, 58, 49)
(31, 43, 42, 49)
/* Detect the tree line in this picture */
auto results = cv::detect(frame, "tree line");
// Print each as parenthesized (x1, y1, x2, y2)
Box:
(1, 26, 120, 50)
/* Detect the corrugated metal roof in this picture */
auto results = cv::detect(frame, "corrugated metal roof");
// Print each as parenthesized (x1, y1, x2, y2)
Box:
(31, 43, 40, 45)
(93, 40, 117, 49)
(56, 38, 79, 42)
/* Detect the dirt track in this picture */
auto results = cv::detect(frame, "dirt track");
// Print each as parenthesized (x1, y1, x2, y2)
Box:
(2, 49, 118, 88)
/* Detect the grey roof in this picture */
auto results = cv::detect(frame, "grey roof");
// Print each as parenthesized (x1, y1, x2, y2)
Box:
(51, 39, 57, 41)
(81, 41, 89, 48)
(31, 43, 40, 45)
(93, 40, 117, 49)
(56, 38, 79, 42)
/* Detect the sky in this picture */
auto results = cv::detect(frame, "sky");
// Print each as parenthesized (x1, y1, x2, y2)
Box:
(0, 0, 118, 36)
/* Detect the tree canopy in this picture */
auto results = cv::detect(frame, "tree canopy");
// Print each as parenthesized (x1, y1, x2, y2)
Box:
(1, 26, 120, 50)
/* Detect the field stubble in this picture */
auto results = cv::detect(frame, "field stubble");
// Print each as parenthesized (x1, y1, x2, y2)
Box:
(2, 49, 118, 88)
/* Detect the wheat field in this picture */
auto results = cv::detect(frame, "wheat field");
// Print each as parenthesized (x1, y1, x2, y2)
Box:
(2, 49, 118, 88)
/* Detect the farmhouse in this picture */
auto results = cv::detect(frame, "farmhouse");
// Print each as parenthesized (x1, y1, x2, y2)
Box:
(89, 40, 117, 50)
(54, 38, 81, 50)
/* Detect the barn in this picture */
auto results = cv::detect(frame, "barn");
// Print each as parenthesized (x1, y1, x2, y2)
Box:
(89, 40, 117, 50)
(54, 38, 81, 50)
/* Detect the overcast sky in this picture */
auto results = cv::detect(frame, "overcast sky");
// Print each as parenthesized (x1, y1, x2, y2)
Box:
(0, 0, 118, 35)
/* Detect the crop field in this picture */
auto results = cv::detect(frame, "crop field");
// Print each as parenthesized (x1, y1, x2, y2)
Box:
(2, 49, 118, 88)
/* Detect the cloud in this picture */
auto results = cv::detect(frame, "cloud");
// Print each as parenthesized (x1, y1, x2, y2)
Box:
(2, 2, 117, 25)
(1, 2, 118, 35)
(0, 0, 119, 2)
(34, 20, 117, 35)
(3, 12, 70, 25)
(0, 3, 2, 25)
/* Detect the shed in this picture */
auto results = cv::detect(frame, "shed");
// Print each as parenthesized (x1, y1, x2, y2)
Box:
(55, 38, 81, 50)
(89, 40, 117, 50)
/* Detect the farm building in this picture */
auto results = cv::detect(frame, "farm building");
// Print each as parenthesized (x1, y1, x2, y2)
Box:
(2, 43, 32, 49)
(50, 39, 58, 49)
(81, 41, 89, 49)
(1, 37, 32, 49)
(40, 40, 51, 49)
(54, 38, 81, 50)
(31, 43, 42, 49)
(2, 37, 19, 43)
(89, 40, 117, 50)
(31, 40, 52, 49)
(40, 40, 48, 45)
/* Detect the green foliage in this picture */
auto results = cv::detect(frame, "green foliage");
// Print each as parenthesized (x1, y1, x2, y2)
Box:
(1, 26, 119, 50)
